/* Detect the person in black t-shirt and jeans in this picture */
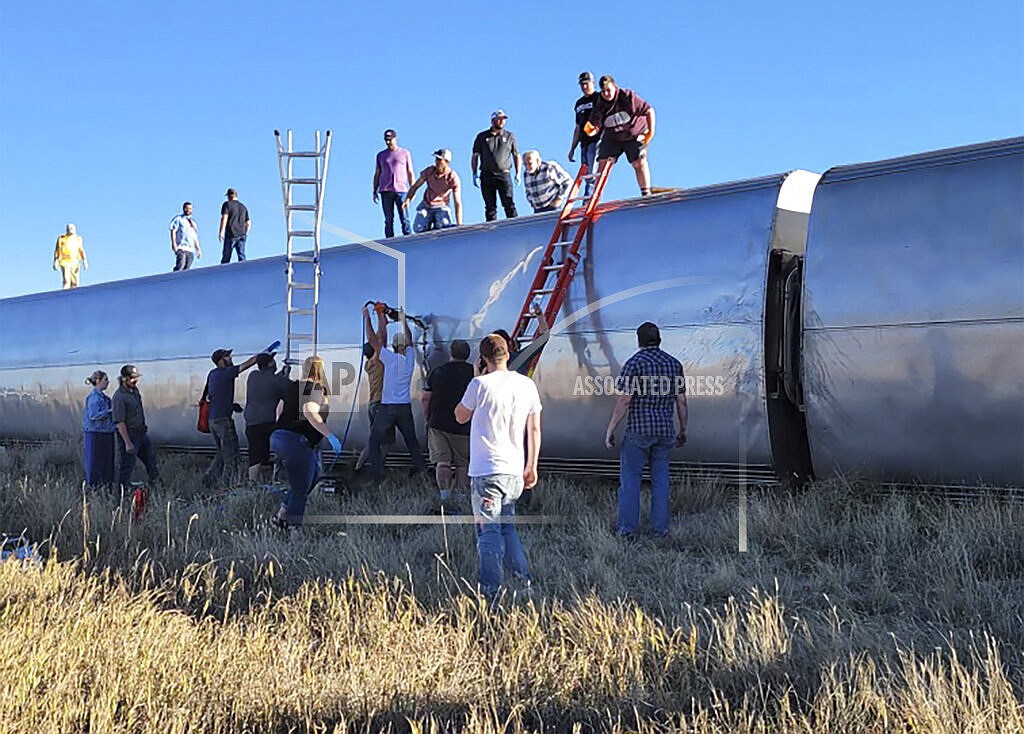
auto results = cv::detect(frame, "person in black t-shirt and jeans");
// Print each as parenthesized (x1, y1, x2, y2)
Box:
(202, 344, 274, 489)
(421, 339, 475, 512)
(568, 71, 600, 195)
(218, 188, 250, 263)
(471, 110, 521, 222)
(270, 356, 342, 528)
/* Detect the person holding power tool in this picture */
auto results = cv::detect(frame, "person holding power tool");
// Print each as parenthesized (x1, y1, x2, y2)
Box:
(364, 303, 427, 480)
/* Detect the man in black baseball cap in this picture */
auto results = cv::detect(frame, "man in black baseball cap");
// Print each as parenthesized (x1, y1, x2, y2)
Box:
(202, 341, 280, 488)
(373, 128, 415, 238)
(218, 188, 250, 263)
(112, 363, 159, 489)
(569, 71, 600, 194)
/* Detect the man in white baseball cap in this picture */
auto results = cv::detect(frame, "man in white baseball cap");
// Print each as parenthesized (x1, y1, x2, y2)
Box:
(403, 148, 463, 232)
(471, 110, 521, 222)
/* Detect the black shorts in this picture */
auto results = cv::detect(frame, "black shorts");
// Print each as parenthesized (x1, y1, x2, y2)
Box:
(598, 135, 647, 164)
(245, 422, 276, 467)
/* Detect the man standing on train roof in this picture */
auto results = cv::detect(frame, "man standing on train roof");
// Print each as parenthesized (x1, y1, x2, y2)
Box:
(471, 109, 521, 222)
(585, 75, 656, 196)
(169, 202, 202, 272)
(219, 188, 250, 263)
(568, 71, 600, 194)
(373, 129, 415, 238)
(53, 223, 87, 289)
(202, 342, 279, 489)
(604, 322, 687, 540)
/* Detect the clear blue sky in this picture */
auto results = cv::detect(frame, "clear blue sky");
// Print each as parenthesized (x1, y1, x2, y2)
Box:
(1, 1, 1021, 297)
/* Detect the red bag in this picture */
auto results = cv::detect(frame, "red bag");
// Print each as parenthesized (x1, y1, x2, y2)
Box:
(197, 381, 210, 433)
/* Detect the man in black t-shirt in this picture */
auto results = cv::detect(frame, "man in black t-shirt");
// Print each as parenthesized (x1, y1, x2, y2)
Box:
(218, 188, 250, 263)
(421, 339, 474, 511)
(568, 71, 600, 194)
(471, 110, 520, 222)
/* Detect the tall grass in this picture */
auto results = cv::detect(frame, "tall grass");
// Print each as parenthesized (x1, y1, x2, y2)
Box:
(0, 441, 1021, 732)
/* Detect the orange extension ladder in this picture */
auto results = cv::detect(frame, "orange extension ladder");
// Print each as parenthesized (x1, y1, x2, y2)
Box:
(508, 160, 614, 377)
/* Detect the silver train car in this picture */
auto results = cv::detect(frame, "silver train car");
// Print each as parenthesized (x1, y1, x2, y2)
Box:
(1, 138, 1021, 487)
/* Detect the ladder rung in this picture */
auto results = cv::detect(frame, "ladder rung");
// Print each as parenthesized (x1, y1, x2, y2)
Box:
(284, 178, 320, 185)
(286, 204, 318, 212)
(288, 230, 317, 238)
(542, 264, 564, 271)
(284, 151, 322, 158)
(284, 358, 303, 366)
(533, 288, 555, 295)
(288, 308, 315, 315)
(551, 240, 575, 247)
(289, 282, 316, 290)
(288, 255, 317, 263)
(289, 333, 314, 341)
(561, 217, 585, 225)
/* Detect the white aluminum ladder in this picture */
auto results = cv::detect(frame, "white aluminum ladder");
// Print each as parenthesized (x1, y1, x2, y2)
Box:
(275, 128, 332, 368)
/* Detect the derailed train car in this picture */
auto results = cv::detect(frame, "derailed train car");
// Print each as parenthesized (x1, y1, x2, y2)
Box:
(1, 138, 1021, 487)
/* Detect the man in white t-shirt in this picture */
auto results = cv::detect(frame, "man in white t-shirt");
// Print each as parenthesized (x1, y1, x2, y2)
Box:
(365, 307, 426, 479)
(455, 334, 542, 599)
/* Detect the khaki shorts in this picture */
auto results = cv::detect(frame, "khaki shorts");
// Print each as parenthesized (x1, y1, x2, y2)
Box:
(427, 427, 470, 468)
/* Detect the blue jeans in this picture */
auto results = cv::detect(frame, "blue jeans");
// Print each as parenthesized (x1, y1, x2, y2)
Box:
(472, 474, 528, 598)
(173, 250, 194, 271)
(84, 431, 115, 486)
(618, 432, 674, 537)
(221, 234, 246, 263)
(366, 403, 424, 479)
(380, 191, 411, 238)
(203, 416, 240, 487)
(271, 429, 321, 524)
(413, 206, 454, 233)
(581, 140, 598, 196)
(116, 431, 159, 488)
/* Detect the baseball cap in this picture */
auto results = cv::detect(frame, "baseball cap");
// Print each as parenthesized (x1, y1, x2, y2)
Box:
(578, 71, 594, 83)
(211, 348, 233, 364)
(384, 129, 397, 139)
(120, 364, 141, 379)
(225, 188, 237, 197)
(433, 148, 452, 162)
(490, 109, 508, 120)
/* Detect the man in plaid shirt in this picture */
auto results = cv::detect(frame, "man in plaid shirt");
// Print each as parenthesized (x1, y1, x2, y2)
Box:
(523, 150, 572, 213)
(605, 322, 688, 538)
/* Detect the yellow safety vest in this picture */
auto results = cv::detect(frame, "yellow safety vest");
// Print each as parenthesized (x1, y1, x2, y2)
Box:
(56, 234, 82, 266)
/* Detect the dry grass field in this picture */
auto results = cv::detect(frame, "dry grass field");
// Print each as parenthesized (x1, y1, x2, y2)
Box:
(0, 441, 1021, 733)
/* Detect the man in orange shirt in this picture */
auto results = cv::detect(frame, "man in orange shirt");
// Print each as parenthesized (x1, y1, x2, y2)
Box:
(403, 149, 463, 232)
(53, 223, 87, 289)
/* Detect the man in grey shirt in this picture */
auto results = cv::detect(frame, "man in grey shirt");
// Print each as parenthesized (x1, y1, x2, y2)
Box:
(112, 364, 159, 489)
(244, 353, 288, 483)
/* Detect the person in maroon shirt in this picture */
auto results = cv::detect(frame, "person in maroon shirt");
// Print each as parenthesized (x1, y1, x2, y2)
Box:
(586, 75, 657, 196)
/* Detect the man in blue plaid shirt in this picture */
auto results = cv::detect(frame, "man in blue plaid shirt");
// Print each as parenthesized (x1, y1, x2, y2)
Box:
(605, 322, 688, 538)
(523, 150, 572, 213)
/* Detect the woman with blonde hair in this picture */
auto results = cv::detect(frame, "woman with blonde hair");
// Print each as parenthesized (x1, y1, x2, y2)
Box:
(269, 356, 342, 528)
(82, 370, 115, 487)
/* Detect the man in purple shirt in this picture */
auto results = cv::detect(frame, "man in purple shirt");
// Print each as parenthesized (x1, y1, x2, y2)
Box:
(373, 129, 415, 238)
(586, 75, 656, 196)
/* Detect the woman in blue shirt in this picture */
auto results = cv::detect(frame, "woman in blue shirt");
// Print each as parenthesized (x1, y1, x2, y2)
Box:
(83, 370, 115, 487)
